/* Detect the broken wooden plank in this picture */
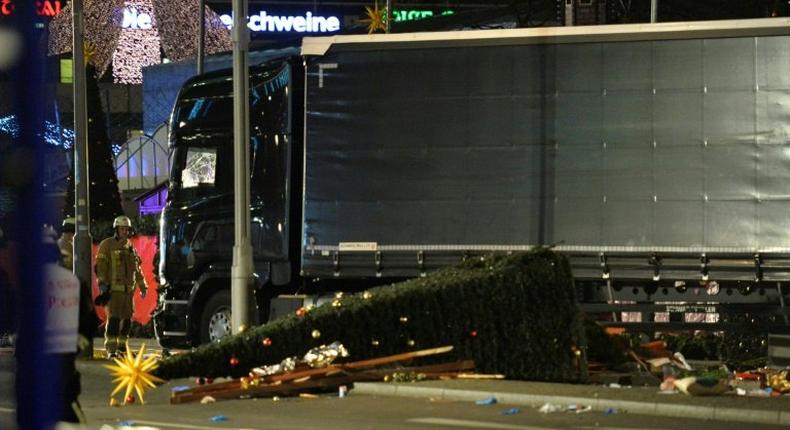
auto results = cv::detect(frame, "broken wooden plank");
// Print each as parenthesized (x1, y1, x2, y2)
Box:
(171, 346, 456, 404)
(171, 358, 473, 405)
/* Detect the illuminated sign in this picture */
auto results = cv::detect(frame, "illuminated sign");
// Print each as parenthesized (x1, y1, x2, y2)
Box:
(219, 11, 341, 33)
(121, 7, 153, 29)
(392, 9, 453, 22)
(1, 0, 63, 17)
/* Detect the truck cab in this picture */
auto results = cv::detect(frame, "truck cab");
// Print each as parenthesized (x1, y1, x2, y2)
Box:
(154, 59, 301, 348)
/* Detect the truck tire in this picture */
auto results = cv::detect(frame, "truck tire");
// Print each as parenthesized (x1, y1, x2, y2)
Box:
(199, 290, 232, 345)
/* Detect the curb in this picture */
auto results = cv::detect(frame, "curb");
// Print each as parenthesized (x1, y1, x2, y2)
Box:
(353, 383, 790, 426)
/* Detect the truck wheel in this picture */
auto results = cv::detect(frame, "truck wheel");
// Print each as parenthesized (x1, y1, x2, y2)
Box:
(200, 290, 232, 344)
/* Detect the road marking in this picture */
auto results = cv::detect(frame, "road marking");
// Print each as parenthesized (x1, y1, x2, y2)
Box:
(408, 418, 554, 430)
(127, 420, 259, 430)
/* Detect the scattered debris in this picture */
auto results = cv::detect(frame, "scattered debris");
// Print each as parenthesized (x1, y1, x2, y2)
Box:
(209, 415, 228, 422)
(475, 396, 497, 406)
(170, 345, 475, 404)
(457, 373, 505, 380)
(567, 404, 592, 413)
(673, 376, 728, 396)
(501, 407, 521, 416)
(603, 407, 619, 415)
(538, 403, 562, 413)
(200, 395, 216, 404)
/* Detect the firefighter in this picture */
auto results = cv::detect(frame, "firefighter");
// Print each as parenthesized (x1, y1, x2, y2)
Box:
(95, 215, 147, 358)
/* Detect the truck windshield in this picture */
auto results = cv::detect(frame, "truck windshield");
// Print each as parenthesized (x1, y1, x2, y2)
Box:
(168, 61, 291, 204)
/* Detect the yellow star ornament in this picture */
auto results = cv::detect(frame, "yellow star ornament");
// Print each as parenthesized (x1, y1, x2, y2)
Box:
(84, 41, 96, 66)
(103, 343, 165, 405)
(361, 2, 387, 34)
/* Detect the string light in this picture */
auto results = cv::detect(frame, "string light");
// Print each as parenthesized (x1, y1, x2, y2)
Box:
(0, 115, 76, 149)
(48, 0, 232, 83)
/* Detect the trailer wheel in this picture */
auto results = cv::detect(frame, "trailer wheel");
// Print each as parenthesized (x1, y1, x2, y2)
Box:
(200, 290, 232, 344)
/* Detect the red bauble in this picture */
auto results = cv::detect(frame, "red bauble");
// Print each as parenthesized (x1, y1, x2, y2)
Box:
(470, 330, 478, 337)
(206, 377, 214, 384)
(295, 307, 306, 317)
(196, 377, 205, 385)
(262, 337, 273, 347)
(125, 395, 135, 404)
(229, 356, 240, 367)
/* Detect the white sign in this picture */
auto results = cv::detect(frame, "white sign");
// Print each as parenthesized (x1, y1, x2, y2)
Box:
(122, 7, 153, 30)
(338, 242, 378, 252)
(219, 11, 340, 33)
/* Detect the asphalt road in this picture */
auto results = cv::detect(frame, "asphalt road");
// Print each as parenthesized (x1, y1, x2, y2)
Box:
(1, 353, 789, 430)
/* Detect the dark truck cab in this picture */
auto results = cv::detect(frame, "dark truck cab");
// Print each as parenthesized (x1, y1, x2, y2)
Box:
(155, 60, 301, 347)
(155, 19, 790, 348)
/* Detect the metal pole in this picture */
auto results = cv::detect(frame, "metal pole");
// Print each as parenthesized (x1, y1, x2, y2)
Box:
(197, 0, 205, 74)
(231, 0, 253, 334)
(72, 0, 92, 287)
(386, 0, 392, 33)
(650, 0, 658, 23)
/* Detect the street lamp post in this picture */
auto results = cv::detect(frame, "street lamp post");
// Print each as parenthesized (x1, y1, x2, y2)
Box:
(231, 0, 253, 334)
(651, 0, 659, 22)
(72, 0, 92, 287)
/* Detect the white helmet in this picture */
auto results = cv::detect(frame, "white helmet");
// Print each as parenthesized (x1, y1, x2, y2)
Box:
(113, 215, 132, 229)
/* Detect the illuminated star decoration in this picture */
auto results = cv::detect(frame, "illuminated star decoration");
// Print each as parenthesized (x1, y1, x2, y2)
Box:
(361, 1, 387, 34)
(48, 0, 232, 84)
(103, 343, 165, 405)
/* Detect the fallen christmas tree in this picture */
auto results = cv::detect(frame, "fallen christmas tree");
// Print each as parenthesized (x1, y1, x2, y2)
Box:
(155, 250, 587, 383)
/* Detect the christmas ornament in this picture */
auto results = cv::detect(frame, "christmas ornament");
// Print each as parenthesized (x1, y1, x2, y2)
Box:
(470, 330, 478, 337)
(103, 343, 164, 406)
(332, 299, 342, 307)
(262, 337, 273, 347)
(407, 339, 415, 346)
(360, 1, 387, 34)
(334, 291, 344, 299)
(362, 291, 372, 300)
(196, 377, 205, 385)
(296, 307, 306, 317)
(125, 394, 135, 404)
(371, 339, 380, 346)
(205, 377, 214, 384)
(229, 356, 240, 367)
(399, 316, 408, 323)
(311, 329, 321, 339)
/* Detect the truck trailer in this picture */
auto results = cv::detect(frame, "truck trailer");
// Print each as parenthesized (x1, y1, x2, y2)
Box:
(154, 17, 790, 348)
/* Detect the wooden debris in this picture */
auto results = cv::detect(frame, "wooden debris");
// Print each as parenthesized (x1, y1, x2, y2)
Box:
(171, 345, 467, 404)
(179, 345, 454, 398)
(456, 373, 505, 380)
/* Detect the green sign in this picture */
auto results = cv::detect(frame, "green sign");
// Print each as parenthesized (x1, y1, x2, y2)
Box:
(392, 9, 453, 22)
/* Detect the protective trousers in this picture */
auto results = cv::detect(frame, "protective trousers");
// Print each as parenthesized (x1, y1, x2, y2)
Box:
(104, 290, 134, 355)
